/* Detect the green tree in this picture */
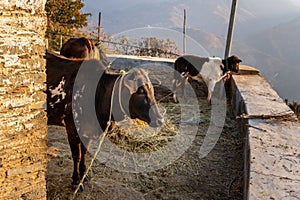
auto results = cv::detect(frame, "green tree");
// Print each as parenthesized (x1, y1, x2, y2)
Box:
(45, 0, 91, 50)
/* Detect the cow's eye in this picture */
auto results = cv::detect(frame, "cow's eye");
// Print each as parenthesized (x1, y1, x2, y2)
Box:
(137, 87, 145, 94)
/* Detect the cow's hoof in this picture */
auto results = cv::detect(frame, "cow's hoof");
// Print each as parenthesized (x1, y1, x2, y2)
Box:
(83, 175, 89, 183)
(72, 179, 85, 192)
(73, 183, 84, 192)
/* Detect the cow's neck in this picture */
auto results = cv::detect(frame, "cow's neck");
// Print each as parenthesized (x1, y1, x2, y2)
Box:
(221, 59, 229, 74)
(116, 74, 128, 117)
(96, 74, 118, 131)
(111, 74, 128, 122)
(96, 72, 130, 132)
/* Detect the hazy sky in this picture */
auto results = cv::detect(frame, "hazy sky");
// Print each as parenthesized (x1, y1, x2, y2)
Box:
(290, 0, 300, 6)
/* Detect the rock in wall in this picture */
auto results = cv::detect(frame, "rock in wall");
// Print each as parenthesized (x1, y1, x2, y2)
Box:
(0, 0, 47, 199)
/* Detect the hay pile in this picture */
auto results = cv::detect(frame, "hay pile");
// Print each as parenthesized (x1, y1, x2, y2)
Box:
(106, 103, 180, 153)
(101, 96, 210, 155)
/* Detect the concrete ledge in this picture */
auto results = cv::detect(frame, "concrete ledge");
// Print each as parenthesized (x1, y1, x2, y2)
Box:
(231, 65, 300, 199)
(108, 54, 175, 63)
(236, 65, 260, 75)
(248, 120, 300, 199)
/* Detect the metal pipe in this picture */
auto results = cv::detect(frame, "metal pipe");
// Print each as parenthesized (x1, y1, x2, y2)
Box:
(224, 0, 238, 59)
(98, 12, 102, 43)
(183, 9, 187, 55)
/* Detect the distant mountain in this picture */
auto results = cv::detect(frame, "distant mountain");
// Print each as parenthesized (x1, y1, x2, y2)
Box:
(236, 17, 300, 101)
(84, 1, 175, 34)
(243, 17, 300, 69)
(179, 28, 225, 56)
(83, 0, 300, 38)
(82, 0, 300, 101)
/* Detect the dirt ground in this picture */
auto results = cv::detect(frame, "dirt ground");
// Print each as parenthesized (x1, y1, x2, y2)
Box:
(46, 93, 244, 200)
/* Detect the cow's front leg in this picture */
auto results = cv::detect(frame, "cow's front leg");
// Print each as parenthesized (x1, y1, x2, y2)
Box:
(172, 78, 186, 103)
(207, 80, 216, 105)
(182, 76, 188, 99)
(172, 79, 179, 103)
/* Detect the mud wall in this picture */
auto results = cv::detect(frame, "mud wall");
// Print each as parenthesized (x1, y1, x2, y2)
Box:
(0, 1, 47, 199)
(230, 65, 300, 199)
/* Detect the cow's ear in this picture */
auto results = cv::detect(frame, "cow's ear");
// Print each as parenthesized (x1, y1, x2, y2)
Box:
(123, 68, 150, 94)
(150, 77, 161, 86)
(237, 59, 242, 63)
(123, 80, 138, 94)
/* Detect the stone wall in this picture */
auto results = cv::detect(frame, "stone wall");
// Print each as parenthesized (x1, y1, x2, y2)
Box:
(230, 65, 300, 199)
(0, 0, 47, 199)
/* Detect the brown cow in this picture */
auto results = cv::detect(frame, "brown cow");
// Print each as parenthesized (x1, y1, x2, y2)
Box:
(46, 51, 163, 190)
(60, 37, 111, 67)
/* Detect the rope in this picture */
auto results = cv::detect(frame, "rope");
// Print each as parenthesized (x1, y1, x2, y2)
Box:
(117, 71, 127, 117)
(72, 74, 124, 199)
(157, 92, 174, 103)
(216, 71, 231, 83)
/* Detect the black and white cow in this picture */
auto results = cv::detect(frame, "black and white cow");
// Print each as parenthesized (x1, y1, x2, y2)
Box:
(172, 55, 242, 103)
(46, 50, 164, 190)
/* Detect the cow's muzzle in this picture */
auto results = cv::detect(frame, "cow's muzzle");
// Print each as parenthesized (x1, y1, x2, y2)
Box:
(149, 105, 164, 127)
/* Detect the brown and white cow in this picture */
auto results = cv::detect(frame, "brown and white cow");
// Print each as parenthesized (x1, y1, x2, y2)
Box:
(46, 51, 163, 190)
(172, 55, 242, 104)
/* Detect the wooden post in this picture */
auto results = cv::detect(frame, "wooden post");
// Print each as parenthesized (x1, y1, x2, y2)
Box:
(224, 0, 238, 59)
(60, 34, 63, 49)
(97, 12, 102, 43)
(183, 9, 187, 55)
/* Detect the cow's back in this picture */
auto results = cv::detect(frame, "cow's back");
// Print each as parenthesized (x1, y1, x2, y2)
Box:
(60, 37, 94, 59)
(46, 51, 106, 126)
(174, 55, 209, 78)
